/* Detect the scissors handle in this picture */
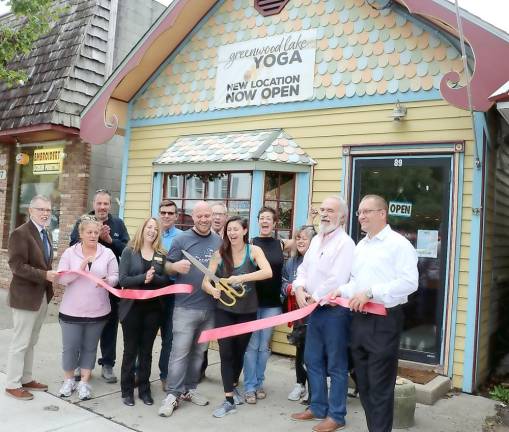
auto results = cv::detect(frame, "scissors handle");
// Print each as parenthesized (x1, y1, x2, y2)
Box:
(216, 278, 246, 307)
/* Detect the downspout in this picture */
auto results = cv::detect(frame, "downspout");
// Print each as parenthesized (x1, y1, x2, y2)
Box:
(9, 141, 21, 233)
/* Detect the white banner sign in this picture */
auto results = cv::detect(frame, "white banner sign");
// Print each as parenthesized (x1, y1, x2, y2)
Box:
(214, 30, 317, 109)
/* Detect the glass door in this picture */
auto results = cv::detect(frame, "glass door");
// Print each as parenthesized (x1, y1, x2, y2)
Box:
(350, 156, 452, 364)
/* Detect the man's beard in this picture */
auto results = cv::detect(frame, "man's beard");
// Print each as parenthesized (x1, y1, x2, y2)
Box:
(319, 221, 339, 234)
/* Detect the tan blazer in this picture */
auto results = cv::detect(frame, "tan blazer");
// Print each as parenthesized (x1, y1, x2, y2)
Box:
(8, 220, 54, 311)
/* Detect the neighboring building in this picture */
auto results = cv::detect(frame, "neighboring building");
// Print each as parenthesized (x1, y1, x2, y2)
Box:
(0, 0, 165, 292)
(80, 0, 509, 393)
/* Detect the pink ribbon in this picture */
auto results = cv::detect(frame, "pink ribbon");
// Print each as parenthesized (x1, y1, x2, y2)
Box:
(57, 270, 192, 300)
(198, 296, 387, 343)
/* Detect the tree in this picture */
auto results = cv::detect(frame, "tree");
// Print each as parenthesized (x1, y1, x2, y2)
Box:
(0, 0, 62, 87)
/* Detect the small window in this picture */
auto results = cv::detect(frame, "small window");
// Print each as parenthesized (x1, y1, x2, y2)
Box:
(264, 171, 295, 239)
(163, 172, 252, 229)
(254, 0, 290, 17)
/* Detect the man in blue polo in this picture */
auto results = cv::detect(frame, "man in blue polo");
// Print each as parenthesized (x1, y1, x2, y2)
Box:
(158, 199, 182, 390)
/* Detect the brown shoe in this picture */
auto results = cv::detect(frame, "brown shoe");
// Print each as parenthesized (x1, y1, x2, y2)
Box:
(5, 388, 34, 400)
(22, 380, 48, 392)
(312, 417, 345, 432)
(291, 409, 324, 421)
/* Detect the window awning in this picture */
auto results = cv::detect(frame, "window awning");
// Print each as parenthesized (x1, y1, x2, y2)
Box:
(153, 129, 315, 173)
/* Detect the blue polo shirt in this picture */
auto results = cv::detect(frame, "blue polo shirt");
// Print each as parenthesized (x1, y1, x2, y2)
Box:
(161, 225, 182, 252)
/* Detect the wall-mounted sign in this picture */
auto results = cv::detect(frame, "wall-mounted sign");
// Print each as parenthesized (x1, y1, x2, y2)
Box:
(16, 153, 29, 165)
(214, 29, 317, 109)
(388, 201, 412, 217)
(0, 169, 6, 180)
(33, 148, 63, 175)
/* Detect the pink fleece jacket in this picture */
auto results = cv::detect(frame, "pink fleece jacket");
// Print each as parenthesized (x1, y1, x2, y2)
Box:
(57, 243, 119, 318)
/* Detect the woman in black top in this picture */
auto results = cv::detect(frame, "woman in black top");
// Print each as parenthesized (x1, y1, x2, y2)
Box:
(243, 206, 294, 404)
(118, 217, 171, 407)
(203, 217, 272, 418)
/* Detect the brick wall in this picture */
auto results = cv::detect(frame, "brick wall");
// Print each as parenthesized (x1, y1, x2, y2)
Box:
(0, 139, 91, 303)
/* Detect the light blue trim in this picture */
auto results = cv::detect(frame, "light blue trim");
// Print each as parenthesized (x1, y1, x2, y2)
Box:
(448, 152, 464, 378)
(249, 171, 264, 238)
(440, 156, 454, 365)
(133, 1, 224, 103)
(295, 172, 311, 229)
(119, 104, 133, 219)
(131, 90, 441, 128)
(462, 112, 486, 393)
(151, 172, 163, 217)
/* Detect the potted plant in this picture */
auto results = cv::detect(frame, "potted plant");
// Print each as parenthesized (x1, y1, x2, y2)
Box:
(490, 385, 509, 426)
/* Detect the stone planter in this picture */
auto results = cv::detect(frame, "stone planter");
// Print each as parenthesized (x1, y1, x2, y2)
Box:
(495, 403, 509, 426)
(393, 377, 416, 429)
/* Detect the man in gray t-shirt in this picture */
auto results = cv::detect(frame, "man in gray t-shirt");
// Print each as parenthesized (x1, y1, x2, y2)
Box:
(159, 201, 222, 417)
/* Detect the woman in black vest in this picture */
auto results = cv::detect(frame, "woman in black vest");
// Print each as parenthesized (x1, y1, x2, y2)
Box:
(203, 216, 272, 418)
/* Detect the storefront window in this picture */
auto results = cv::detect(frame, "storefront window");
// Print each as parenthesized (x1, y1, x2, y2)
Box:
(264, 172, 295, 239)
(15, 146, 62, 247)
(164, 172, 252, 229)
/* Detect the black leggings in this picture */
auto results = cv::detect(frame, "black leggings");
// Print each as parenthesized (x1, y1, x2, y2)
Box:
(120, 301, 161, 397)
(295, 343, 307, 385)
(216, 308, 257, 394)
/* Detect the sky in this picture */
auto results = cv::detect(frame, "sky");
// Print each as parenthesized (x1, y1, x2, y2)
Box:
(0, 0, 508, 34)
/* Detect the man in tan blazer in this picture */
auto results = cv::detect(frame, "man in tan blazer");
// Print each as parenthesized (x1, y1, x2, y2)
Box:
(5, 195, 57, 400)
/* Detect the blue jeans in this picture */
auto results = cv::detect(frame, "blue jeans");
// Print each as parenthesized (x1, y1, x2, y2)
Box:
(166, 307, 215, 396)
(243, 306, 281, 393)
(304, 306, 351, 424)
(158, 295, 175, 380)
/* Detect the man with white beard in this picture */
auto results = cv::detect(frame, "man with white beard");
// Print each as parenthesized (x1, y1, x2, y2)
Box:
(290, 196, 355, 432)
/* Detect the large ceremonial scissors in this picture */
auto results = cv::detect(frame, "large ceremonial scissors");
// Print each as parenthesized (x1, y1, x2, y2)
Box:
(182, 250, 246, 307)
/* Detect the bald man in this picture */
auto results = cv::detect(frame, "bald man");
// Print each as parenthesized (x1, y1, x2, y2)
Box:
(159, 201, 222, 417)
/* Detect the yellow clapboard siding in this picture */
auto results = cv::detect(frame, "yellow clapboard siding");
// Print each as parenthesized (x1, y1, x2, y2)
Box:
(452, 375, 463, 389)
(124, 100, 475, 380)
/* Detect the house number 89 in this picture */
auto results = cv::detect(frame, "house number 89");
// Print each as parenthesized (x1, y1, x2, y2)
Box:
(394, 159, 403, 167)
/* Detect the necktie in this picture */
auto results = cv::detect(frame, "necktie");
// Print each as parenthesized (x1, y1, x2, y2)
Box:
(41, 229, 51, 264)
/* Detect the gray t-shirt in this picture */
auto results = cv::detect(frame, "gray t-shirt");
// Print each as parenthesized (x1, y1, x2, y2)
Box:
(168, 228, 222, 310)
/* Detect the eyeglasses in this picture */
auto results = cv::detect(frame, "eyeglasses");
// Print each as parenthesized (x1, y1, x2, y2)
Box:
(32, 207, 51, 213)
(212, 212, 226, 217)
(355, 209, 383, 217)
(160, 211, 176, 216)
(95, 189, 111, 196)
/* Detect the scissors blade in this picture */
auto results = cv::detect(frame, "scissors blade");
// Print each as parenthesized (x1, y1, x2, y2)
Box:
(181, 250, 220, 283)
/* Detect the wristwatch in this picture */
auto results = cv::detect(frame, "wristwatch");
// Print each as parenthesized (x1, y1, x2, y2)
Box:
(365, 288, 373, 300)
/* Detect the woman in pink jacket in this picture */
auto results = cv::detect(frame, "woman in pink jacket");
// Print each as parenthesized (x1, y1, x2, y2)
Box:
(56, 215, 119, 400)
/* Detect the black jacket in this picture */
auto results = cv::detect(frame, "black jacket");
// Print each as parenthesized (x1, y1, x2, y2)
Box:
(70, 212, 129, 262)
(117, 247, 171, 322)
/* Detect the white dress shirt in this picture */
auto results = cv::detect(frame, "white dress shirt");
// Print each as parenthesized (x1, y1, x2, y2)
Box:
(340, 225, 418, 308)
(293, 227, 355, 303)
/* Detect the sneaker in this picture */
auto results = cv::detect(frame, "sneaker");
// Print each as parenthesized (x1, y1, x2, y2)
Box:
(213, 400, 237, 418)
(74, 368, 81, 382)
(256, 388, 266, 400)
(77, 381, 91, 400)
(101, 365, 117, 383)
(233, 387, 244, 405)
(159, 393, 179, 417)
(288, 383, 306, 401)
(180, 389, 209, 406)
(59, 378, 77, 397)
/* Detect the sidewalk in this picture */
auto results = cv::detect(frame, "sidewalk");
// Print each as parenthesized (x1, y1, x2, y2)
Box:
(0, 292, 498, 431)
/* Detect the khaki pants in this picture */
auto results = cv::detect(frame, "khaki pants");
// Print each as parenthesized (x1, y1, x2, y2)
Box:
(6, 300, 48, 389)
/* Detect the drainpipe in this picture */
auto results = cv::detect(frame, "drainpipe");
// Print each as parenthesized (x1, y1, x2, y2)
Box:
(9, 142, 21, 233)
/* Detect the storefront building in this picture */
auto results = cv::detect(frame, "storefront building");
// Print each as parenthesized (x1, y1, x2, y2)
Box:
(0, 0, 165, 292)
(80, 0, 509, 392)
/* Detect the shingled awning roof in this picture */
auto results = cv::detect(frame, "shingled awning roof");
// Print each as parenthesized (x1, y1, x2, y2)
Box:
(0, 0, 109, 135)
(153, 129, 315, 171)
